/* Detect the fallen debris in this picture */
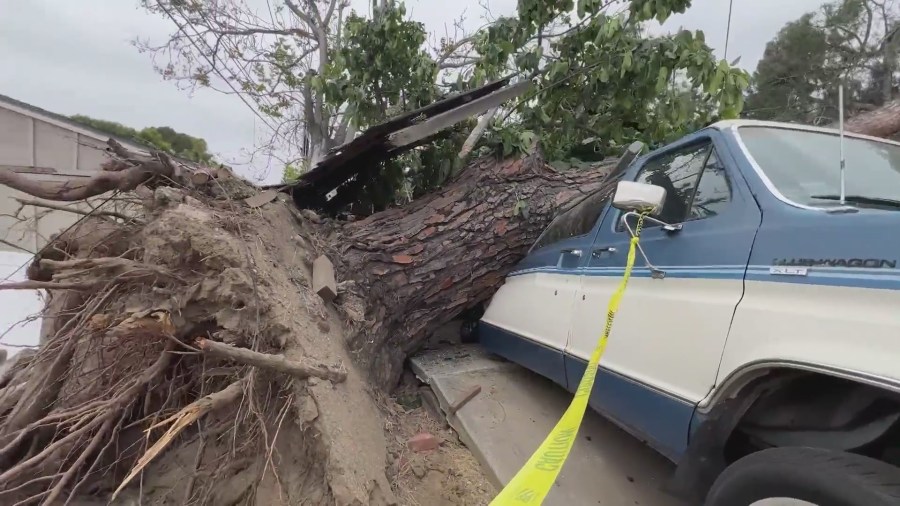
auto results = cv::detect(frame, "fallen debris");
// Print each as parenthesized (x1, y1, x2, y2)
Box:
(448, 384, 482, 416)
(313, 254, 338, 302)
(0, 134, 618, 504)
(408, 432, 441, 452)
(244, 189, 278, 208)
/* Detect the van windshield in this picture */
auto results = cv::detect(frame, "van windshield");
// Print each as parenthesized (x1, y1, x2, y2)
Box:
(738, 126, 900, 209)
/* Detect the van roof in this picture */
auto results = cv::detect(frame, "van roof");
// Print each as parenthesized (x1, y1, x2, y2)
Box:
(709, 119, 900, 147)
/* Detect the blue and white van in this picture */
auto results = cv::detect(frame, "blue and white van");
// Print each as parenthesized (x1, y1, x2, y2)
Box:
(479, 120, 900, 505)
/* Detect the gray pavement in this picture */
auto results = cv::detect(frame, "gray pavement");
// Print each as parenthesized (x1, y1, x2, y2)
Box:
(411, 345, 688, 506)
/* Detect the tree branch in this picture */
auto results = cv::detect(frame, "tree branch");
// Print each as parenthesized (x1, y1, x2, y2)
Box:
(0, 167, 160, 202)
(14, 198, 134, 222)
(322, 0, 340, 26)
(0, 239, 33, 255)
(209, 26, 315, 39)
(284, 0, 318, 30)
(0, 281, 98, 291)
(196, 338, 348, 383)
(459, 108, 498, 159)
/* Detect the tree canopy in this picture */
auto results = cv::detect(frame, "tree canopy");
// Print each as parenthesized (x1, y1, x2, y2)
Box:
(745, 0, 900, 125)
(141, 0, 747, 210)
(69, 115, 216, 164)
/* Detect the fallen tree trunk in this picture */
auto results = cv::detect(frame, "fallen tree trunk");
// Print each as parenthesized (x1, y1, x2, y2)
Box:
(341, 153, 612, 389)
(0, 138, 613, 505)
(843, 98, 900, 138)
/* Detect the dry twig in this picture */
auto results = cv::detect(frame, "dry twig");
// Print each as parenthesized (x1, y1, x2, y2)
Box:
(14, 197, 135, 222)
(112, 377, 247, 499)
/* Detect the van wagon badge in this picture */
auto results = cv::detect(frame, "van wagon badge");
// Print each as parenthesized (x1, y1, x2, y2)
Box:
(773, 258, 898, 269)
(769, 266, 808, 276)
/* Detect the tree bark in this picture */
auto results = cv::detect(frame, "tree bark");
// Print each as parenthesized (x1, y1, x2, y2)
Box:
(843, 98, 900, 138)
(340, 152, 614, 389)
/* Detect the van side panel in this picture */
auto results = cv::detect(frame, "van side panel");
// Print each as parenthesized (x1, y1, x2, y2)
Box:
(711, 211, 900, 408)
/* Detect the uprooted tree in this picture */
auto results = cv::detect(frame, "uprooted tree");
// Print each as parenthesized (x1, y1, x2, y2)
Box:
(4, 0, 900, 504)
(2, 117, 897, 506)
(0, 135, 619, 504)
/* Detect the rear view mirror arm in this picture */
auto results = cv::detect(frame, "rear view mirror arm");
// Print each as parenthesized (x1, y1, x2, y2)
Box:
(621, 211, 678, 279)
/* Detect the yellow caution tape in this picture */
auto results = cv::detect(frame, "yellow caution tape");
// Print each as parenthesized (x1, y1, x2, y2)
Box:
(490, 212, 648, 506)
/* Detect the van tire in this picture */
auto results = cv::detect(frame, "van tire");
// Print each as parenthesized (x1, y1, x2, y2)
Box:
(705, 447, 900, 506)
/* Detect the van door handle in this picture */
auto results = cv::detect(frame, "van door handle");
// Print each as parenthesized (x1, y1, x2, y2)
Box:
(592, 246, 617, 258)
(560, 248, 583, 257)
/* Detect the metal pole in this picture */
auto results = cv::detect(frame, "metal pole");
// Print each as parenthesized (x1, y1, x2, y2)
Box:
(839, 84, 846, 205)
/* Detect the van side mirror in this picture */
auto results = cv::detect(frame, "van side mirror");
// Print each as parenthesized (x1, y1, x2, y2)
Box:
(612, 181, 666, 215)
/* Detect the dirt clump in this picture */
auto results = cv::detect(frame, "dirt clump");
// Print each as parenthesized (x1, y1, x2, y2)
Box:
(0, 181, 394, 505)
(382, 384, 495, 506)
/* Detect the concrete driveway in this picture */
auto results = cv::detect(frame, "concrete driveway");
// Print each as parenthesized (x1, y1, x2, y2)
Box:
(411, 345, 688, 506)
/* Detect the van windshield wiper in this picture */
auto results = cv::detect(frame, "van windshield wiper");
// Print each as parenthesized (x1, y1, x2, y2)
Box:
(810, 194, 900, 210)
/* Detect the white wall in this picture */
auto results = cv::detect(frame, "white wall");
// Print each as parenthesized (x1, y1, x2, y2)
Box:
(0, 251, 42, 357)
(0, 100, 145, 356)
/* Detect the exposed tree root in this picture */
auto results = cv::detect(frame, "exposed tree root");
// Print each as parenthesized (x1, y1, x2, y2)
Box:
(113, 377, 246, 500)
(0, 172, 399, 505)
(0, 138, 615, 504)
(196, 338, 348, 383)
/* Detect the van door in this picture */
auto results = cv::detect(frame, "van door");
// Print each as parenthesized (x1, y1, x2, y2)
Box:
(564, 134, 762, 460)
(480, 189, 616, 388)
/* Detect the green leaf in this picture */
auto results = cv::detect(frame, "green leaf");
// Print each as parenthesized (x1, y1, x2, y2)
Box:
(656, 66, 670, 92)
(622, 50, 633, 74)
(599, 67, 609, 83)
(519, 131, 538, 153)
(707, 68, 725, 94)
(540, 108, 552, 123)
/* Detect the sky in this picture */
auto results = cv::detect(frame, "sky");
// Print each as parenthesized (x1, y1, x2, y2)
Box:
(0, 0, 828, 354)
(0, 0, 829, 184)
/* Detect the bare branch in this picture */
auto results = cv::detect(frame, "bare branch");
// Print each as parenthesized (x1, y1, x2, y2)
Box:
(459, 107, 498, 159)
(210, 26, 315, 39)
(14, 198, 134, 222)
(0, 281, 99, 291)
(0, 166, 164, 202)
(0, 239, 33, 255)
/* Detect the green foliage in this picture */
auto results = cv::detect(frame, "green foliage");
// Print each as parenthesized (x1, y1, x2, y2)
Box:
(326, 4, 438, 127)
(282, 164, 302, 183)
(477, 0, 748, 160)
(144, 0, 749, 211)
(69, 115, 214, 164)
(628, 0, 692, 22)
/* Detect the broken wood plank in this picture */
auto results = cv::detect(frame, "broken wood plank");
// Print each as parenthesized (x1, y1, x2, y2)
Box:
(244, 190, 278, 208)
(448, 384, 482, 416)
(312, 255, 338, 302)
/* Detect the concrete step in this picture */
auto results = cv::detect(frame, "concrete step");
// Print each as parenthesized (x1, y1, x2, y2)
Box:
(410, 345, 687, 506)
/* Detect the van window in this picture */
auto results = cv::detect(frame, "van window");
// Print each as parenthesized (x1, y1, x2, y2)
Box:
(739, 126, 900, 208)
(636, 142, 710, 224)
(689, 150, 732, 220)
(531, 188, 612, 251)
(615, 141, 734, 231)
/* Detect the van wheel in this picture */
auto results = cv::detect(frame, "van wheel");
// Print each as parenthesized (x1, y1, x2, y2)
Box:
(459, 319, 478, 343)
(705, 447, 900, 506)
